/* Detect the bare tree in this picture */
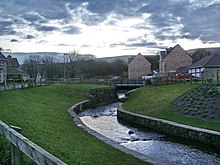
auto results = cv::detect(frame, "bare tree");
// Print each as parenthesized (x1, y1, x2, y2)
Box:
(192, 49, 211, 63)
(42, 55, 57, 81)
(63, 51, 95, 78)
(22, 55, 42, 81)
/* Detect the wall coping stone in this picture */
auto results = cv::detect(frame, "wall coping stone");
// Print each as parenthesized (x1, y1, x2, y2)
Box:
(118, 104, 220, 136)
(118, 103, 220, 147)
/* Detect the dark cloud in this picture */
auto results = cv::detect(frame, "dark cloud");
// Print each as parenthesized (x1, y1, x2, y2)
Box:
(62, 26, 81, 34)
(22, 13, 45, 23)
(35, 25, 58, 32)
(126, 42, 158, 48)
(110, 41, 160, 48)
(81, 44, 92, 47)
(10, 39, 19, 42)
(0, 20, 16, 35)
(181, 3, 220, 42)
(36, 40, 48, 44)
(0, 0, 220, 45)
(57, 43, 71, 46)
(26, 35, 35, 39)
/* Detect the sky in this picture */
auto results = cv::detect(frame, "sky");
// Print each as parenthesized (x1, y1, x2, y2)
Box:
(0, 0, 220, 57)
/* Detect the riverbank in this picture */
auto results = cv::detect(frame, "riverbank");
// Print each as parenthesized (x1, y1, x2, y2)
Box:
(0, 84, 145, 165)
(123, 84, 220, 132)
(75, 102, 220, 165)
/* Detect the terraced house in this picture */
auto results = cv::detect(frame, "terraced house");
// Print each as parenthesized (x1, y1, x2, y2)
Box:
(160, 44, 193, 73)
(0, 49, 23, 83)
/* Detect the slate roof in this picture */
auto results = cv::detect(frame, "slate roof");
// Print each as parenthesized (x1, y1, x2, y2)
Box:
(7, 56, 20, 67)
(7, 67, 23, 75)
(188, 54, 220, 69)
(0, 52, 7, 60)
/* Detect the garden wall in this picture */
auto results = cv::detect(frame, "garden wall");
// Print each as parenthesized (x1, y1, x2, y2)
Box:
(117, 104, 220, 147)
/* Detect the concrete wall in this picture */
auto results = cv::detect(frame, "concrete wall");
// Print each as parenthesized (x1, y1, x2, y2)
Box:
(117, 105, 220, 147)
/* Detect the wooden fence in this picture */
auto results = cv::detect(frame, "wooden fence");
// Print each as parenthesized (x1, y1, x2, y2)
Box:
(0, 121, 67, 165)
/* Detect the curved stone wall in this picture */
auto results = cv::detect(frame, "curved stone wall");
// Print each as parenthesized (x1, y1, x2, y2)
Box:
(67, 100, 162, 165)
(117, 104, 220, 147)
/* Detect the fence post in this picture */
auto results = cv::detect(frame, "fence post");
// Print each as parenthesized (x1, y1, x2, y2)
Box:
(10, 126, 23, 165)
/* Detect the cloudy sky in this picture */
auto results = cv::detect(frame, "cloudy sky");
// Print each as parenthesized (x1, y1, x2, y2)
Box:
(0, 0, 220, 57)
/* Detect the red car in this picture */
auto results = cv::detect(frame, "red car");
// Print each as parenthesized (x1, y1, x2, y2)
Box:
(176, 73, 192, 80)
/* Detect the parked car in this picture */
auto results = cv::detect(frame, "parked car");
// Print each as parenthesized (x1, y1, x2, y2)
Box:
(142, 75, 156, 80)
(176, 73, 192, 80)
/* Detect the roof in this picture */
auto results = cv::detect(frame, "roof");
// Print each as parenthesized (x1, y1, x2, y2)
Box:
(188, 54, 220, 69)
(7, 56, 20, 67)
(160, 44, 191, 59)
(0, 52, 7, 60)
(128, 53, 159, 69)
(7, 67, 23, 75)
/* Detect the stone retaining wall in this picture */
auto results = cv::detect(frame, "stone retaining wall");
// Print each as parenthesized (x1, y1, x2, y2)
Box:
(67, 100, 164, 165)
(87, 87, 118, 108)
(117, 104, 220, 147)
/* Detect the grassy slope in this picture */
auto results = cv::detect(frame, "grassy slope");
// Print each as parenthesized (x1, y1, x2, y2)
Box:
(123, 84, 220, 132)
(0, 84, 145, 165)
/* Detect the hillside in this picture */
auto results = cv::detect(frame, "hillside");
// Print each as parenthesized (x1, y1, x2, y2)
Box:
(174, 84, 220, 123)
(187, 47, 220, 55)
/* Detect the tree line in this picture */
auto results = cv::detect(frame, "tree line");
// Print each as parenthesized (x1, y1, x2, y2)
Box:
(22, 52, 127, 81)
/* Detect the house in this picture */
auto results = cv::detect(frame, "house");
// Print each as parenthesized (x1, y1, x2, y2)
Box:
(0, 49, 23, 83)
(188, 54, 220, 80)
(6, 55, 23, 80)
(0, 51, 7, 83)
(128, 53, 152, 79)
(160, 44, 192, 73)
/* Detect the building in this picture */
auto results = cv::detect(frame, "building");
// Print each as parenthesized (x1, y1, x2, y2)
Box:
(0, 51, 7, 83)
(7, 55, 23, 80)
(128, 53, 152, 79)
(160, 44, 192, 73)
(0, 49, 23, 83)
(188, 54, 220, 80)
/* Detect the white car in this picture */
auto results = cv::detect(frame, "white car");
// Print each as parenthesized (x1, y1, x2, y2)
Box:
(142, 75, 156, 80)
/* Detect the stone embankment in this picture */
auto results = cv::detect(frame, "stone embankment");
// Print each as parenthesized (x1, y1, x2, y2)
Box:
(68, 87, 162, 164)
(117, 104, 220, 147)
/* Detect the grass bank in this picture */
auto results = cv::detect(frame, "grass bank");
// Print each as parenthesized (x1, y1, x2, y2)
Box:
(0, 84, 145, 165)
(123, 84, 220, 132)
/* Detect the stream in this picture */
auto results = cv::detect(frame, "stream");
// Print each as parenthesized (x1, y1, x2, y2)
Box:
(78, 102, 220, 165)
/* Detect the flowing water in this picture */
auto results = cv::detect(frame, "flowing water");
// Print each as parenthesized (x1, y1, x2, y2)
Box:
(79, 103, 220, 165)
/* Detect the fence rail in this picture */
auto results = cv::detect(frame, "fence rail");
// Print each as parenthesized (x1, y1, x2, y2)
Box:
(0, 121, 67, 165)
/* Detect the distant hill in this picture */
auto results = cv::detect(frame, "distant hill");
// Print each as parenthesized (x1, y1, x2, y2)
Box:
(97, 55, 135, 64)
(187, 47, 220, 55)
(11, 52, 64, 64)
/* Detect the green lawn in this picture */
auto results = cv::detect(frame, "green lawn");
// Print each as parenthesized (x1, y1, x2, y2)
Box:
(123, 84, 220, 132)
(0, 84, 145, 165)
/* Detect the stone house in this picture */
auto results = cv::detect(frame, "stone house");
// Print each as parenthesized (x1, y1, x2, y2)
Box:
(128, 53, 152, 79)
(7, 55, 23, 80)
(0, 50, 23, 83)
(0, 52, 8, 83)
(160, 44, 192, 73)
(188, 54, 220, 80)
